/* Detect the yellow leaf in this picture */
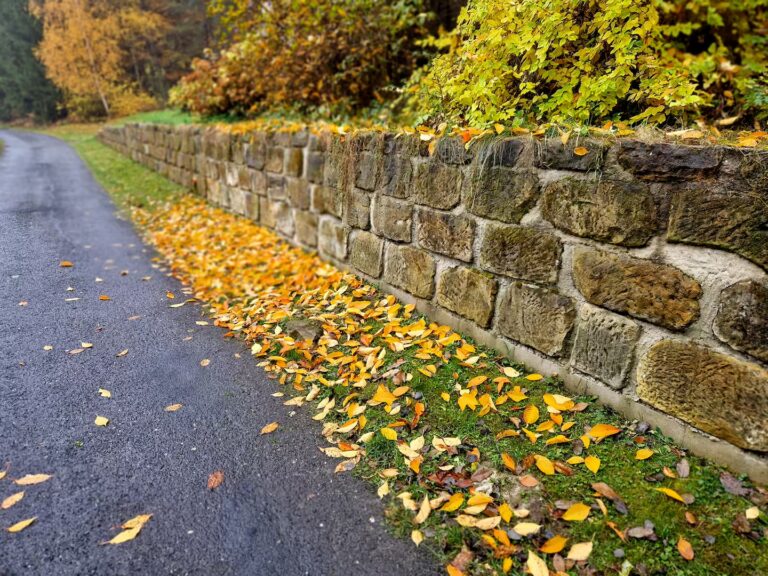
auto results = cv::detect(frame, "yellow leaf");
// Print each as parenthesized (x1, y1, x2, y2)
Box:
(502, 557, 512, 573)
(562, 502, 591, 521)
(0, 470, 6, 480)
(567, 541, 593, 561)
(95, 416, 109, 427)
(501, 453, 516, 472)
(371, 384, 396, 405)
(380, 427, 397, 441)
(567, 456, 584, 465)
(441, 493, 464, 512)
(446, 566, 465, 576)
(59, 260, 74, 268)
(98, 388, 112, 398)
(7, 517, 36, 533)
(585, 455, 600, 474)
(502, 366, 520, 378)
(573, 146, 589, 156)
(746, 506, 760, 520)
(164, 403, 183, 412)
(467, 493, 494, 507)
(467, 375, 487, 387)
(513, 522, 541, 536)
(108, 527, 141, 544)
(526, 373, 543, 381)
(635, 448, 654, 460)
(588, 423, 621, 440)
(523, 404, 540, 424)
(540, 535, 567, 554)
(545, 434, 569, 445)
(526, 550, 549, 576)
(14, 473, 52, 486)
(260, 421, 279, 435)
(200, 358, 210, 367)
(166, 291, 175, 299)
(475, 516, 501, 530)
(1, 491, 24, 510)
(414, 495, 430, 524)
(122, 514, 152, 529)
(534, 455, 555, 475)
(498, 502, 512, 523)
(677, 536, 694, 560)
(656, 487, 685, 503)
(494, 123, 505, 135)
(507, 386, 527, 402)
(99, 295, 111, 301)
(411, 529, 424, 546)
(440, 392, 451, 402)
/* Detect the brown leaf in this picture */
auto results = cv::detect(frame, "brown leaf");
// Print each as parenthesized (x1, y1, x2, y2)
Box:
(676, 458, 690, 478)
(721, 472, 751, 496)
(450, 544, 474, 572)
(207, 470, 224, 490)
(677, 536, 694, 560)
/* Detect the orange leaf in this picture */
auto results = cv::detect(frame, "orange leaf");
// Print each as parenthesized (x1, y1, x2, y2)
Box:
(207, 470, 224, 490)
(540, 534, 567, 554)
(573, 146, 589, 156)
(588, 423, 621, 440)
(677, 536, 694, 560)
(501, 453, 516, 472)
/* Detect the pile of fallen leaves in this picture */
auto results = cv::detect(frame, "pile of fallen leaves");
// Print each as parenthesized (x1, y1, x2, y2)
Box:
(134, 197, 767, 575)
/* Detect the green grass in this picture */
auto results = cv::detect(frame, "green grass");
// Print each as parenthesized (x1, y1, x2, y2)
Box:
(107, 108, 199, 126)
(37, 123, 182, 212)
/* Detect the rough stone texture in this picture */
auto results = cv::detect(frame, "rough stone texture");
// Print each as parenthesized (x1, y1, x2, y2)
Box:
(312, 186, 343, 218)
(265, 147, 284, 173)
(465, 167, 539, 223)
(535, 139, 606, 171)
(437, 267, 497, 327)
(618, 141, 721, 180)
(383, 244, 436, 299)
(349, 231, 384, 278)
(267, 175, 285, 199)
(343, 189, 371, 230)
(246, 134, 266, 170)
(355, 152, 380, 191)
(318, 218, 348, 260)
(413, 161, 463, 209)
(479, 225, 561, 284)
(637, 340, 768, 451)
(497, 283, 576, 356)
(473, 138, 526, 168)
(541, 178, 657, 246)
(306, 152, 325, 184)
(667, 187, 768, 271)
(572, 248, 702, 331)
(435, 137, 473, 165)
(372, 195, 412, 242)
(285, 148, 303, 177)
(380, 155, 412, 198)
(713, 280, 768, 363)
(571, 306, 641, 389)
(739, 152, 768, 192)
(295, 211, 318, 247)
(259, 196, 274, 229)
(287, 178, 310, 210)
(416, 209, 475, 262)
(272, 201, 294, 237)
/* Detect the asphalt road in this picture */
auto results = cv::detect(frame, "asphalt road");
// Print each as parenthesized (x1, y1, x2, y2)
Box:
(0, 130, 439, 576)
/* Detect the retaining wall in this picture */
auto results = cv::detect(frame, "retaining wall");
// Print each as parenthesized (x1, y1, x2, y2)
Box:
(99, 123, 768, 481)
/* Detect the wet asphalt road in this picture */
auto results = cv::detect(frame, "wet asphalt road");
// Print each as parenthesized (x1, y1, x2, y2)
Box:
(0, 130, 439, 576)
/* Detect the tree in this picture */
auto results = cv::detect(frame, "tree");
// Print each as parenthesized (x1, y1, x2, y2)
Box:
(0, 0, 60, 122)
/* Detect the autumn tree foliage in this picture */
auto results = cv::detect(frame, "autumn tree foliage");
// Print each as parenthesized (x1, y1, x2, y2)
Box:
(170, 0, 431, 117)
(409, 0, 768, 128)
(30, 0, 208, 119)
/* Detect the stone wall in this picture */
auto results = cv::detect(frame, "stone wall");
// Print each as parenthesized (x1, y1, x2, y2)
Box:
(99, 123, 768, 481)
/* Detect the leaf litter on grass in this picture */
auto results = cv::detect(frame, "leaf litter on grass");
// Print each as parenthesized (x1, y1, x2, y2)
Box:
(130, 196, 767, 575)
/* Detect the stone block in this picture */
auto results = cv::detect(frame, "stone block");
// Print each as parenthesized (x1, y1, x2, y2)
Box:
(473, 137, 526, 168)
(267, 175, 285, 200)
(713, 280, 768, 363)
(265, 146, 284, 173)
(249, 170, 267, 196)
(667, 187, 768, 271)
(618, 141, 721, 180)
(355, 152, 380, 191)
(343, 189, 371, 229)
(413, 161, 463, 209)
(416, 209, 475, 262)
(497, 283, 576, 356)
(312, 186, 343, 218)
(306, 152, 325, 184)
(349, 231, 384, 278)
(246, 134, 266, 169)
(570, 306, 641, 389)
(437, 267, 497, 327)
(259, 196, 275, 229)
(295, 211, 318, 247)
(285, 148, 303, 177)
(318, 217, 348, 260)
(479, 224, 561, 284)
(637, 340, 768, 451)
(380, 154, 413, 198)
(372, 195, 412, 242)
(572, 247, 701, 330)
(272, 201, 294, 237)
(244, 192, 259, 221)
(287, 178, 311, 210)
(466, 167, 539, 223)
(541, 178, 657, 246)
(435, 137, 473, 165)
(535, 139, 606, 171)
(383, 244, 436, 299)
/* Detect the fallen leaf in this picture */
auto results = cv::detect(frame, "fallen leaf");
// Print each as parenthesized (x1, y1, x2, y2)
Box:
(513, 522, 541, 536)
(261, 422, 279, 435)
(656, 487, 685, 503)
(98, 388, 112, 398)
(441, 493, 464, 512)
(116, 349, 129, 357)
(636, 448, 654, 460)
(99, 295, 111, 301)
(7, 517, 36, 533)
(380, 427, 397, 441)
(166, 291, 175, 299)
(588, 423, 621, 440)
(563, 502, 591, 521)
(14, 474, 51, 486)
(414, 496, 431, 524)
(567, 541, 593, 561)
(1, 491, 24, 510)
(534, 455, 555, 476)
(677, 536, 694, 560)
(573, 146, 589, 156)
(164, 403, 183, 412)
(95, 416, 110, 427)
(519, 475, 539, 487)
(523, 404, 540, 424)
(59, 260, 73, 267)
(540, 534, 567, 554)
(411, 529, 424, 546)
(745, 506, 760, 520)
(200, 359, 210, 367)
(207, 470, 224, 490)
(526, 550, 549, 576)
(108, 527, 141, 544)
(501, 453, 516, 472)
(585, 455, 600, 474)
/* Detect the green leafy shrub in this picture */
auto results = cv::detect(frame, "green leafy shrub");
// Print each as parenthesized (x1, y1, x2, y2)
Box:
(171, 0, 430, 117)
(409, 0, 768, 127)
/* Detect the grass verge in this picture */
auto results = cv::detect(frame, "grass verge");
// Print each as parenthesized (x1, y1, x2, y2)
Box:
(56, 126, 768, 576)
